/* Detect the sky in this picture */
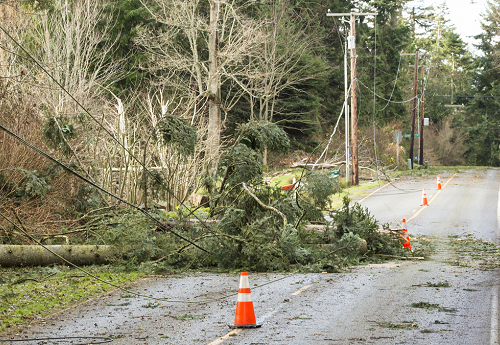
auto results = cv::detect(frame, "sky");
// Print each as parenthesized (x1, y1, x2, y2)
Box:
(407, 0, 488, 53)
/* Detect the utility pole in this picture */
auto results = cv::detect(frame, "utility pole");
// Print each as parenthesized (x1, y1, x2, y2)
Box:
(410, 51, 419, 169)
(419, 65, 425, 165)
(407, 60, 433, 165)
(327, 10, 377, 185)
(344, 26, 349, 185)
(350, 13, 359, 185)
(403, 51, 427, 169)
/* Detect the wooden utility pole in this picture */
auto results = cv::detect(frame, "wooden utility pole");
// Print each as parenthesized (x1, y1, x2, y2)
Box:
(406, 59, 433, 165)
(419, 65, 425, 165)
(409, 51, 419, 169)
(327, 10, 377, 185)
(350, 13, 359, 185)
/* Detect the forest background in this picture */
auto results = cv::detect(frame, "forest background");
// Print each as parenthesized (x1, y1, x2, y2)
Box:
(1, 0, 500, 267)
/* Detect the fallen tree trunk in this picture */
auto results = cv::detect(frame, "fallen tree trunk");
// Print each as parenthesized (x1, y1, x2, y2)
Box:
(0, 245, 115, 267)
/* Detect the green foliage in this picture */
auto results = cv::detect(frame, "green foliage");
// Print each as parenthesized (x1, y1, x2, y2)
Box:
(216, 121, 289, 189)
(159, 116, 197, 158)
(102, 0, 155, 92)
(42, 117, 77, 157)
(22, 170, 50, 197)
(86, 208, 168, 265)
(464, 0, 500, 166)
(238, 121, 290, 153)
(165, 206, 210, 220)
(299, 171, 339, 210)
(332, 195, 402, 254)
(218, 143, 263, 187)
(80, 123, 401, 272)
(333, 195, 378, 238)
(0, 169, 51, 198)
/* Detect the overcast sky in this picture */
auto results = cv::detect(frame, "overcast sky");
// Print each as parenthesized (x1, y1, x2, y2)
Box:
(407, 0, 488, 53)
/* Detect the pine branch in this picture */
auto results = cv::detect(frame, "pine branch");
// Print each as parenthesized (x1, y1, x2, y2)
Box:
(242, 182, 287, 230)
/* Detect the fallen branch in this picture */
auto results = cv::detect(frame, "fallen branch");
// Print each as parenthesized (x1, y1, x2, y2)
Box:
(152, 256, 166, 263)
(40, 206, 116, 225)
(242, 182, 287, 229)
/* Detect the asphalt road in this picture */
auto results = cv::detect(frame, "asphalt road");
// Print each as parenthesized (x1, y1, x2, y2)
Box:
(1, 169, 499, 345)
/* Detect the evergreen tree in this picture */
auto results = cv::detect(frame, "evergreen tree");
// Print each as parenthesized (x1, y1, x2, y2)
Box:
(467, 0, 500, 166)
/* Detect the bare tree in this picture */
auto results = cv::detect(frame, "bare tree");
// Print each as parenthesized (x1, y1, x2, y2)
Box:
(225, 0, 329, 165)
(31, 0, 123, 115)
(135, 0, 262, 170)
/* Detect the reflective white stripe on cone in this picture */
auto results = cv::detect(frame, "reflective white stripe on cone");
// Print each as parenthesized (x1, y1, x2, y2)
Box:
(421, 188, 428, 206)
(436, 175, 442, 190)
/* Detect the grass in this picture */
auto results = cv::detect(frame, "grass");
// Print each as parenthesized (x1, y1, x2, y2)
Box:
(267, 168, 309, 187)
(329, 181, 381, 208)
(0, 265, 142, 332)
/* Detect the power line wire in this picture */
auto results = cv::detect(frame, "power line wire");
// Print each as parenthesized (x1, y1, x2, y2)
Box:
(378, 54, 402, 111)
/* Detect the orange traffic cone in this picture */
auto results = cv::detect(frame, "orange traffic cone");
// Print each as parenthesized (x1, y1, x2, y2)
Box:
(402, 218, 407, 233)
(231, 272, 261, 329)
(436, 175, 442, 190)
(421, 188, 428, 206)
(403, 236, 412, 252)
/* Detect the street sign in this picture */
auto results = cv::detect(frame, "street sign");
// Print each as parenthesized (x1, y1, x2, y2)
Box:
(393, 131, 402, 142)
(404, 134, 419, 138)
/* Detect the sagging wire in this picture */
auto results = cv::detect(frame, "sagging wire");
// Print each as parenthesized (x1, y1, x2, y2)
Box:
(0, 336, 113, 344)
(378, 54, 402, 111)
(312, 82, 353, 170)
(357, 79, 418, 104)
(0, 23, 215, 239)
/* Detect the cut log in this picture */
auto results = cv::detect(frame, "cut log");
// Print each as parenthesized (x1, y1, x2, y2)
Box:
(0, 245, 115, 267)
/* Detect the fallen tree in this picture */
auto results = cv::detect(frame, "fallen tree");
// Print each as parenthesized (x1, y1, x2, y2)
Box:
(0, 245, 114, 267)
